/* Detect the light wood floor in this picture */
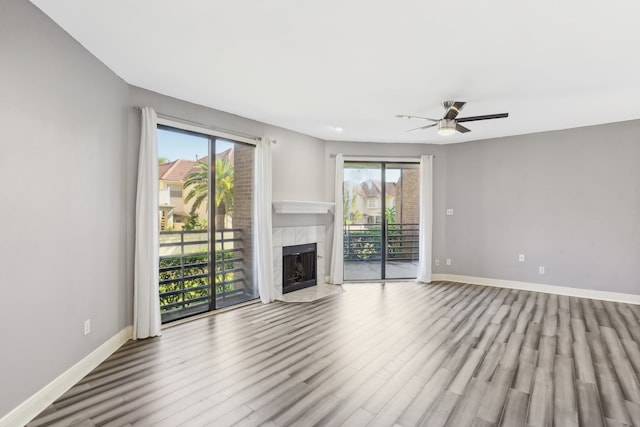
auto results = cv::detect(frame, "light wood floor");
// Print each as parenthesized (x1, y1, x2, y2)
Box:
(29, 281, 640, 426)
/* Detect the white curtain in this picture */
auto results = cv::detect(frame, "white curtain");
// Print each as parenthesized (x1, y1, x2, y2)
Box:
(329, 154, 344, 284)
(133, 107, 162, 339)
(416, 154, 434, 283)
(254, 137, 274, 303)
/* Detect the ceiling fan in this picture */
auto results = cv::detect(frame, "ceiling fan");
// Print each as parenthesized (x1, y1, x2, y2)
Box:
(396, 101, 509, 136)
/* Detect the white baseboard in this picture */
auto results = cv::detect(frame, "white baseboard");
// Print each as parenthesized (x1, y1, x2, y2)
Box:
(430, 274, 640, 305)
(0, 325, 132, 427)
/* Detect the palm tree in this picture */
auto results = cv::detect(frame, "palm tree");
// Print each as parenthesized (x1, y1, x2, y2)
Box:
(183, 161, 208, 214)
(214, 158, 234, 218)
(183, 157, 234, 229)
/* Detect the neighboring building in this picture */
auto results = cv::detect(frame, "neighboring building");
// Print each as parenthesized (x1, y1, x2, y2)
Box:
(158, 149, 233, 230)
(395, 169, 420, 225)
(158, 158, 205, 230)
(344, 179, 396, 225)
(345, 172, 419, 225)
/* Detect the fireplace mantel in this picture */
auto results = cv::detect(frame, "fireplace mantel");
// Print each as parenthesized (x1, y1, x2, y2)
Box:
(272, 200, 334, 215)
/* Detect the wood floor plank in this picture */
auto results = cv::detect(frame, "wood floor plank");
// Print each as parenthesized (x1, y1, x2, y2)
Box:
(419, 391, 459, 427)
(573, 339, 597, 384)
(621, 339, 640, 379)
(541, 313, 557, 337)
(625, 400, 640, 426)
(366, 375, 426, 427)
(512, 346, 538, 394)
(448, 348, 486, 395)
(576, 380, 605, 427)
(500, 333, 525, 369)
(617, 304, 640, 343)
(570, 297, 583, 320)
(340, 407, 375, 426)
(495, 318, 516, 344)
(536, 335, 556, 372)
(603, 301, 633, 341)
(556, 309, 573, 357)
(25, 281, 640, 427)
(611, 354, 640, 404)
(553, 407, 579, 427)
(527, 367, 553, 427)
(398, 368, 455, 426)
(445, 377, 489, 427)
(523, 322, 541, 350)
(476, 323, 501, 351)
(475, 366, 513, 424)
(581, 297, 601, 334)
(554, 355, 576, 412)
(470, 418, 495, 427)
(475, 342, 505, 381)
(601, 326, 627, 356)
(500, 388, 529, 426)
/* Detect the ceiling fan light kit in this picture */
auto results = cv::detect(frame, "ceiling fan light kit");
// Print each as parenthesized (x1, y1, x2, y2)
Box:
(398, 101, 509, 136)
(437, 119, 456, 136)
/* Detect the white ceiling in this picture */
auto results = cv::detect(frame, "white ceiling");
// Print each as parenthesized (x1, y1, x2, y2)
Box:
(29, 0, 640, 144)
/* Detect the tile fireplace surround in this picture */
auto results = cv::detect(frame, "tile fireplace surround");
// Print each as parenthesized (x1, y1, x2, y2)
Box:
(272, 225, 326, 298)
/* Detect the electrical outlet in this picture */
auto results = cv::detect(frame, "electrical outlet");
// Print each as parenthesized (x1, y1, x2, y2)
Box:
(446, 258, 451, 266)
(518, 254, 525, 262)
(446, 209, 454, 216)
(435, 259, 440, 266)
(84, 319, 91, 335)
(539, 266, 545, 275)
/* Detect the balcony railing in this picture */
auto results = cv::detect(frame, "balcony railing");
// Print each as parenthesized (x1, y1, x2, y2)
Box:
(344, 223, 419, 262)
(158, 229, 247, 323)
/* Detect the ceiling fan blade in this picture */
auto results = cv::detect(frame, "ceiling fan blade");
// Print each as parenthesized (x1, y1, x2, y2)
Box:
(443, 101, 466, 120)
(396, 114, 438, 122)
(407, 123, 437, 132)
(457, 113, 509, 123)
(456, 124, 471, 133)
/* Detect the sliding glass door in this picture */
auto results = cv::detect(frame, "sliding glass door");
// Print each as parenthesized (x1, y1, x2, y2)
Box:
(157, 126, 257, 323)
(343, 161, 420, 281)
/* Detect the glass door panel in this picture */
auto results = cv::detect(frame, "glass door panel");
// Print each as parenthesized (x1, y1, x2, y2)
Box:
(384, 163, 420, 279)
(213, 139, 258, 308)
(157, 127, 211, 323)
(343, 163, 383, 281)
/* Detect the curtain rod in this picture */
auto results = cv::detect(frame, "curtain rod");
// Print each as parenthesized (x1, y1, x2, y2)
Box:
(133, 106, 262, 143)
(329, 154, 434, 159)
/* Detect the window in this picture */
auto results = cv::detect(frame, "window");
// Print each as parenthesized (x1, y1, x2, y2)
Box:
(169, 185, 182, 198)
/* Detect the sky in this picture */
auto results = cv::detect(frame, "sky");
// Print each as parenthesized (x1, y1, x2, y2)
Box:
(344, 165, 402, 184)
(157, 128, 234, 162)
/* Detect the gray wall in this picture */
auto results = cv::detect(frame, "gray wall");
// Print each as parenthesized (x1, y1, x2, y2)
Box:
(444, 121, 640, 294)
(0, 0, 131, 416)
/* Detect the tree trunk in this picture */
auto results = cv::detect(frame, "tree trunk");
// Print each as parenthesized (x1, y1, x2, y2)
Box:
(215, 204, 227, 230)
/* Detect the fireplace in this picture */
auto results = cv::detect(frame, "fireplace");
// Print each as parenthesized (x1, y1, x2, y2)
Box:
(282, 243, 317, 294)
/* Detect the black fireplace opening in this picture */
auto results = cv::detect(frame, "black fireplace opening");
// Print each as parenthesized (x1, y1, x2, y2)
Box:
(282, 243, 317, 294)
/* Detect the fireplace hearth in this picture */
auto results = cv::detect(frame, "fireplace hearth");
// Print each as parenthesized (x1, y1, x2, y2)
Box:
(282, 243, 317, 294)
